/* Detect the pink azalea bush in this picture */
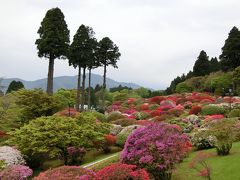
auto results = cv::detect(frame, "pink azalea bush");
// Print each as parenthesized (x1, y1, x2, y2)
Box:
(95, 163, 150, 180)
(121, 123, 191, 180)
(0, 165, 33, 180)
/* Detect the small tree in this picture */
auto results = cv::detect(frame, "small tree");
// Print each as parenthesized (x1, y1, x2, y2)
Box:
(35, 7, 70, 95)
(98, 37, 121, 110)
(6, 81, 24, 94)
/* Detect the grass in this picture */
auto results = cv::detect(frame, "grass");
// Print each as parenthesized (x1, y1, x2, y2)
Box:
(172, 141, 240, 180)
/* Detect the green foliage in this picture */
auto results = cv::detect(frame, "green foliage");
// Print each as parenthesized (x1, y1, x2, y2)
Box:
(135, 111, 150, 120)
(211, 72, 233, 94)
(176, 82, 192, 93)
(220, 26, 240, 71)
(193, 50, 210, 76)
(113, 118, 137, 127)
(116, 125, 138, 147)
(109, 85, 132, 93)
(14, 89, 64, 123)
(185, 76, 205, 91)
(6, 81, 24, 94)
(107, 111, 125, 122)
(210, 57, 220, 73)
(54, 89, 76, 107)
(81, 110, 107, 123)
(228, 109, 240, 118)
(201, 105, 225, 115)
(35, 7, 69, 59)
(134, 87, 150, 98)
(9, 116, 106, 164)
(207, 118, 237, 155)
(0, 160, 6, 170)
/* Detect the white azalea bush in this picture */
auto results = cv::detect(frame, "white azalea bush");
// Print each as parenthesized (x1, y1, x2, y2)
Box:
(0, 146, 26, 167)
(191, 129, 216, 150)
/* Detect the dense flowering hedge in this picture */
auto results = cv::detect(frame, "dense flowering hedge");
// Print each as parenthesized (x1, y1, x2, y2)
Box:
(0, 165, 33, 180)
(95, 163, 150, 180)
(0, 146, 26, 166)
(34, 166, 95, 180)
(189, 106, 202, 115)
(121, 123, 191, 180)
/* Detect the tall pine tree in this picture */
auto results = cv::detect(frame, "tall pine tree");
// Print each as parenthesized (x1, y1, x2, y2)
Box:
(209, 57, 220, 73)
(219, 26, 240, 71)
(35, 8, 70, 95)
(69, 25, 97, 111)
(193, 50, 210, 76)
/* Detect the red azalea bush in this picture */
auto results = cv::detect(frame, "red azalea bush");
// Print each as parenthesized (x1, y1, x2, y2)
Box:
(204, 114, 224, 122)
(150, 110, 162, 117)
(0, 131, 7, 137)
(121, 123, 191, 180)
(101, 134, 117, 153)
(168, 108, 184, 117)
(189, 106, 202, 115)
(34, 166, 95, 180)
(149, 96, 165, 104)
(0, 165, 33, 180)
(137, 120, 151, 126)
(56, 108, 80, 118)
(95, 163, 150, 180)
(139, 103, 150, 111)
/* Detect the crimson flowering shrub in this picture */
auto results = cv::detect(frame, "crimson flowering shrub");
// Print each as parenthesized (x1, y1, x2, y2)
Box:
(139, 103, 149, 111)
(204, 114, 224, 122)
(167, 108, 184, 117)
(0, 165, 33, 180)
(34, 166, 95, 180)
(149, 96, 165, 104)
(56, 108, 80, 118)
(121, 123, 191, 180)
(149, 110, 162, 117)
(101, 134, 116, 153)
(67, 147, 86, 165)
(189, 106, 202, 115)
(95, 163, 150, 180)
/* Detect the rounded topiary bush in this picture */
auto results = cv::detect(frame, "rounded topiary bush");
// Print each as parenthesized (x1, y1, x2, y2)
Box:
(201, 105, 225, 115)
(107, 111, 125, 122)
(121, 123, 191, 180)
(113, 118, 137, 127)
(228, 109, 240, 118)
(95, 163, 150, 180)
(34, 166, 95, 180)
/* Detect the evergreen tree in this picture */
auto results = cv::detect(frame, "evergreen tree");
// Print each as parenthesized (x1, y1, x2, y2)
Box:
(219, 26, 240, 71)
(98, 37, 121, 109)
(6, 81, 24, 94)
(69, 25, 97, 111)
(193, 50, 210, 76)
(209, 57, 220, 73)
(35, 8, 70, 95)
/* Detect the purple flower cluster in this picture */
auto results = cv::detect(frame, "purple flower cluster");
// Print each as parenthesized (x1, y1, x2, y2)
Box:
(121, 122, 191, 176)
(67, 147, 86, 156)
(0, 165, 33, 180)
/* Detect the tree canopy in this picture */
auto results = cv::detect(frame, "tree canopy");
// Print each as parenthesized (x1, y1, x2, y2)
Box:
(6, 81, 24, 94)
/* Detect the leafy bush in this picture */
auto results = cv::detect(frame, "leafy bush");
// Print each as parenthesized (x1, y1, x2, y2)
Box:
(109, 124, 123, 136)
(34, 166, 95, 180)
(100, 134, 117, 153)
(116, 125, 140, 147)
(0, 146, 26, 166)
(228, 109, 240, 118)
(113, 118, 137, 127)
(121, 123, 191, 180)
(0, 165, 32, 180)
(67, 147, 86, 165)
(95, 163, 150, 180)
(207, 118, 236, 155)
(135, 111, 150, 120)
(191, 129, 216, 150)
(0, 160, 6, 170)
(81, 110, 107, 123)
(202, 105, 225, 115)
(189, 106, 202, 115)
(107, 111, 125, 122)
(176, 82, 192, 93)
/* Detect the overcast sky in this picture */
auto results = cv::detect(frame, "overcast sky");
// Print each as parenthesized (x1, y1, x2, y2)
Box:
(0, 0, 239, 89)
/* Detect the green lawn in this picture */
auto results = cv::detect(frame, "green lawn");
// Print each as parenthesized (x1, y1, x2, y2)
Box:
(172, 142, 240, 180)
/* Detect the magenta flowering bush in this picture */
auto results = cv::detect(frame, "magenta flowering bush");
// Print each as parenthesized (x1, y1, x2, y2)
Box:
(0, 165, 33, 180)
(121, 123, 191, 180)
(67, 147, 86, 165)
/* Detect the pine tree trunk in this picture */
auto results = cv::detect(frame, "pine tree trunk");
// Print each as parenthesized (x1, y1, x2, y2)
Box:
(47, 54, 54, 95)
(81, 67, 86, 112)
(76, 66, 81, 111)
(88, 68, 91, 109)
(102, 64, 107, 110)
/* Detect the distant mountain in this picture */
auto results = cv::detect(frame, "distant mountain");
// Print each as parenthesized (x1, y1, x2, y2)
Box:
(1, 74, 144, 92)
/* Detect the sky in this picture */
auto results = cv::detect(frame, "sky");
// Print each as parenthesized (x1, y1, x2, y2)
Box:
(0, 0, 239, 89)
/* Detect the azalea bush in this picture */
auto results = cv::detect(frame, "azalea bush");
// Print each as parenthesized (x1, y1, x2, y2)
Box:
(34, 166, 95, 180)
(113, 118, 137, 127)
(201, 105, 225, 115)
(191, 129, 216, 150)
(101, 134, 116, 153)
(95, 163, 150, 180)
(0, 165, 33, 180)
(106, 111, 125, 122)
(67, 147, 86, 165)
(189, 106, 202, 115)
(121, 123, 191, 180)
(116, 125, 140, 147)
(228, 109, 240, 118)
(0, 146, 26, 166)
(207, 119, 236, 155)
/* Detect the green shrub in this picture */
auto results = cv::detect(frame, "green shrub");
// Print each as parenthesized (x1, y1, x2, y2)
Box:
(134, 111, 150, 120)
(0, 160, 6, 170)
(228, 109, 240, 118)
(202, 105, 225, 115)
(107, 111, 125, 122)
(113, 118, 137, 127)
(176, 82, 192, 93)
(82, 111, 107, 122)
